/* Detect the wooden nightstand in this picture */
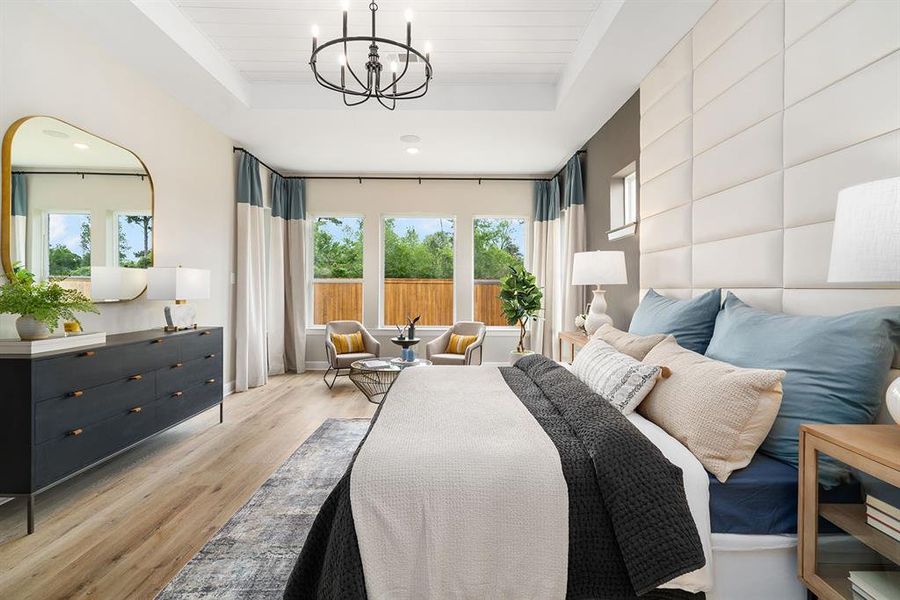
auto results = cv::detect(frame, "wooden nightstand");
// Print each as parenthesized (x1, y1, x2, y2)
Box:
(558, 330, 589, 363)
(798, 424, 900, 599)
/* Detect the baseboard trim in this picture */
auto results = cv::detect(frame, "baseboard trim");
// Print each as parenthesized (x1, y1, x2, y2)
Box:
(223, 380, 236, 396)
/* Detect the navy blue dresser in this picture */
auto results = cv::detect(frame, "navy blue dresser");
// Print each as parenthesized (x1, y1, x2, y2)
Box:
(0, 327, 224, 534)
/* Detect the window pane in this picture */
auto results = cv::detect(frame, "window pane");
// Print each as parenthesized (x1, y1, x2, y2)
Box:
(624, 171, 637, 224)
(118, 214, 153, 267)
(48, 212, 91, 296)
(383, 217, 454, 327)
(312, 216, 363, 324)
(474, 218, 526, 326)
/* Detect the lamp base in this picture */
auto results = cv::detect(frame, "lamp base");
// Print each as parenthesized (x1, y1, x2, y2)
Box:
(584, 288, 613, 336)
(887, 376, 900, 424)
(163, 303, 198, 332)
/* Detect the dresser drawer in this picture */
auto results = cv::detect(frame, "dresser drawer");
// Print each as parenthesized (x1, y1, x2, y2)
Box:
(156, 355, 221, 398)
(34, 401, 158, 489)
(179, 329, 222, 361)
(157, 380, 221, 430)
(35, 373, 156, 444)
(33, 337, 178, 401)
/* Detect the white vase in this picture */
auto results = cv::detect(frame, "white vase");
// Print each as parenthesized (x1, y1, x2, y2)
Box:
(509, 349, 534, 365)
(584, 288, 613, 336)
(16, 315, 51, 341)
(887, 377, 900, 424)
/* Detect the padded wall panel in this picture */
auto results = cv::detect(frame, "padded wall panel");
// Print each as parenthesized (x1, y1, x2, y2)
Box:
(640, 119, 692, 184)
(640, 288, 693, 301)
(693, 0, 783, 111)
(641, 35, 692, 115)
(783, 289, 900, 316)
(785, 0, 900, 105)
(693, 229, 783, 289)
(641, 78, 692, 150)
(640, 205, 692, 253)
(783, 130, 900, 227)
(693, 53, 783, 155)
(640, 246, 692, 289)
(783, 222, 836, 288)
(693, 114, 782, 199)
(692, 0, 768, 68)
(784, 0, 852, 46)
(783, 51, 900, 167)
(692, 287, 785, 313)
(692, 172, 782, 244)
(640, 161, 693, 219)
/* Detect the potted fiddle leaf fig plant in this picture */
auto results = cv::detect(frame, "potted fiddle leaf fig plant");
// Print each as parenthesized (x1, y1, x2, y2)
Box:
(498, 264, 543, 365)
(0, 264, 97, 341)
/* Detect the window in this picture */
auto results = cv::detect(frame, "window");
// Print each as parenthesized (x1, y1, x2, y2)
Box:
(312, 216, 363, 324)
(473, 217, 526, 326)
(609, 162, 637, 240)
(383, 217, 454, 327)
(117, 213, 153, 268)
(47, 212, 91, 277)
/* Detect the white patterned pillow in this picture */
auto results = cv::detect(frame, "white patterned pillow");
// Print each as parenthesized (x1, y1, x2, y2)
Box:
(571, 339, 662, 414)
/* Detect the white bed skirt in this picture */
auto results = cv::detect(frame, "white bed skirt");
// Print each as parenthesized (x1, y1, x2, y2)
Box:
(708, 534, 806, 600)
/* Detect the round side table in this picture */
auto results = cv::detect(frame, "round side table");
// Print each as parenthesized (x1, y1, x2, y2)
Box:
(349, 358, 432, 404)
(390, 337, 421, 361)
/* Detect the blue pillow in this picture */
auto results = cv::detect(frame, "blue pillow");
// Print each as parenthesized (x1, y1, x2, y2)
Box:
(628, 288, 722, 353)
(705, 293, 899, 487)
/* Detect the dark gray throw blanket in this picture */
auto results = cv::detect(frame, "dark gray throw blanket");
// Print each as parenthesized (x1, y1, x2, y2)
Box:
(284, 355, 705, 599)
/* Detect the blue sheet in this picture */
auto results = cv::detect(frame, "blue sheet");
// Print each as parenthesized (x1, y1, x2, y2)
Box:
(709, 452, 860, 535)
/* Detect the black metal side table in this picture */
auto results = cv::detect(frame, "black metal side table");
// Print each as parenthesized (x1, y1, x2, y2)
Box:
(349, 358, 432, 404)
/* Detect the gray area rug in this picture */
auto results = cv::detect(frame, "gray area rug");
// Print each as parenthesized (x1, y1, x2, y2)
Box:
(157, 418, 369, 599)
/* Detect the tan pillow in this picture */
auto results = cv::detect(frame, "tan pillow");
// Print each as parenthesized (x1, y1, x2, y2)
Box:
(592, 323, 668, 360)
(638, 337, 785, 482)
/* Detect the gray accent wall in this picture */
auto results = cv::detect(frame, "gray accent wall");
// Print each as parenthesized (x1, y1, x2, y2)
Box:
(583, 91, 641, 329)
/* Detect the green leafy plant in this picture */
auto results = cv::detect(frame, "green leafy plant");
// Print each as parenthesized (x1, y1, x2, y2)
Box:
(0, 264, 98, 331)
(498, 264, 543, 353)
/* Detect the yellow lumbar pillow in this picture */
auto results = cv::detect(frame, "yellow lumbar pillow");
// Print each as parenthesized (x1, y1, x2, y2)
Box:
(447, 333, 477, 355)
(332, 331, 364, 354)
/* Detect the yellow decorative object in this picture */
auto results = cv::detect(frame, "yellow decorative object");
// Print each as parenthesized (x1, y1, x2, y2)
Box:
(447, 333, 477, 355)
(332, 332, 364, 354)
(63, 320, 82, 334)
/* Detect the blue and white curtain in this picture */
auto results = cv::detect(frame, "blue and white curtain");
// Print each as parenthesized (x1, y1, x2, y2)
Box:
(235, 151, 308, 392)
(531, 153, 586, 359)
(11, 173, 27, 267)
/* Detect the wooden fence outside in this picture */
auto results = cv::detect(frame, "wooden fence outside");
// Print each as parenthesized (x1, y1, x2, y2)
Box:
(312, 278, 509, 327)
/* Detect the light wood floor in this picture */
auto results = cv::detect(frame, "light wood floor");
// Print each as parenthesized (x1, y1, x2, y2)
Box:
(0, 372, 376, 600)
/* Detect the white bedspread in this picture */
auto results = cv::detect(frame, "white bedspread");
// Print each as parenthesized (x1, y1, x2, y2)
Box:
(350, 366, 570, 600)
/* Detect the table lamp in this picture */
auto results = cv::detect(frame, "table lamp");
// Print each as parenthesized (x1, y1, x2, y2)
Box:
(572, 250, 628, 335)
(90, 266, 147, 302)
(147, 267, 211, 331)
(827, 177, 900, 422)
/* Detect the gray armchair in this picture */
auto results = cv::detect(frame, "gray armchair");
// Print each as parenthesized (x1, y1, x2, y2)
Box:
(324, 320, 381, 388)
(425, 321, 486, 366)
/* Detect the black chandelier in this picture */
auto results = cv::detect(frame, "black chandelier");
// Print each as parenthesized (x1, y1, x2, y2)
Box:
(310, 2, 433, 110)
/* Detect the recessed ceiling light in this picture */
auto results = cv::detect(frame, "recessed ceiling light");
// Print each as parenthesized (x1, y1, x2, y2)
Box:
(43, 129, 69, 139)
(400, 134, 420, 143)
(73, 142, 89, 150)
(405, 147, 420, 155)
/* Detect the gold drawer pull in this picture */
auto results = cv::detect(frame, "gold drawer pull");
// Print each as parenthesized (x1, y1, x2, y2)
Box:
(67, 428, 83, 437)
(68, 390, 84, 398)
(206, 378, 216, 384)
(128, 374, 143, 381)
(79, 351, 95, 357)
(172, 362, 184, 369)
(205, 353, 216, 359)
(200, 331, 212, 336)
(129, 406, 142, 413)
(172, 391, 183, 398)
(151, 339, 165, 345)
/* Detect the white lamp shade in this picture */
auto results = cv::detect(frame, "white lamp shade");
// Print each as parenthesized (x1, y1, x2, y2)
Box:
(90, 267, 147, 301)
(571, 250, 628, 285)
(147, 267, 211, 301)
(827, 177, 900, 283)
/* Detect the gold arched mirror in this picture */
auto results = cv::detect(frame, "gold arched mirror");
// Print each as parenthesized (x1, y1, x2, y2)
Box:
(2, 116, 153, 302)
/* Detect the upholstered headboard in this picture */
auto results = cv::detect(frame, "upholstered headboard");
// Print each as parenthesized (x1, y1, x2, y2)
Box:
(637, 0, 900, 417)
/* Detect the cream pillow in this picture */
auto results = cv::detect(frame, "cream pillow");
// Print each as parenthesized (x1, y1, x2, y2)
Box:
(592, 323, 668, 360)
(572, 339, 663, 414)
(639, 337, 785, 482)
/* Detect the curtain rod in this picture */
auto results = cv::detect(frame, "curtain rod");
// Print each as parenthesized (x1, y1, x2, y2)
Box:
(232, 147, 584, 183)
(12, 170, 147, 178)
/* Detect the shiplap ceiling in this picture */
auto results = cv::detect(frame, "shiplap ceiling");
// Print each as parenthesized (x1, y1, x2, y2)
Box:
(173, 0, 603, 85)
(46, 0, 712, 173)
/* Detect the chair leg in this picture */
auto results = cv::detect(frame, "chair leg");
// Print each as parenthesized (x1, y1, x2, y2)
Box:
(324, 366, 339, 389)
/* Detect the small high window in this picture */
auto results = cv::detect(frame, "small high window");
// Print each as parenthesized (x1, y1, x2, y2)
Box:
(609, 162, 637, 240)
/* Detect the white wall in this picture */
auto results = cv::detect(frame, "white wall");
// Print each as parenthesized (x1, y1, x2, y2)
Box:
(303, 178, 533, 365)
(638, 0, 900, 314)
(0, 2, 237, 384)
